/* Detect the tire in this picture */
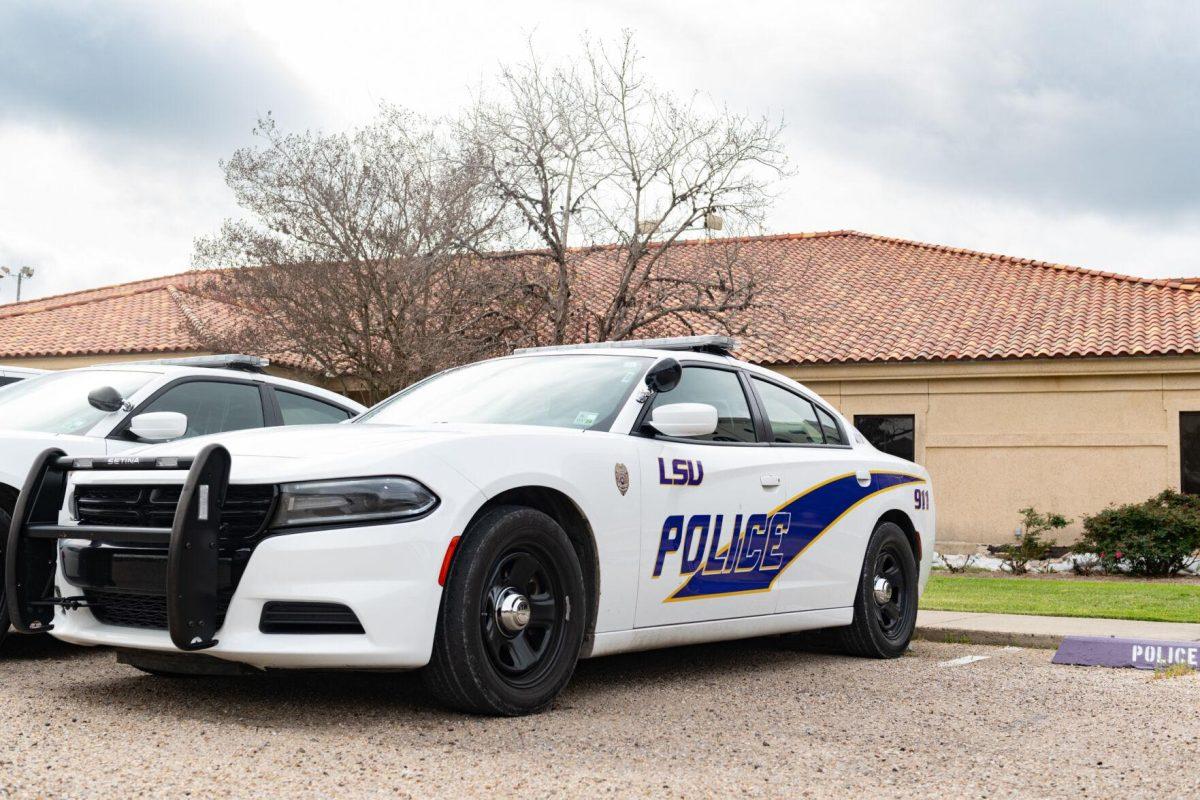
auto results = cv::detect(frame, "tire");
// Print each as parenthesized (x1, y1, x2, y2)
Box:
(832, 521, 918, 658)
(0, 505, 10, 652)
(422, 506, 587, 716)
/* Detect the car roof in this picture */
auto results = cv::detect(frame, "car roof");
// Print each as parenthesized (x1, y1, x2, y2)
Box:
(56, 363, 366, 411)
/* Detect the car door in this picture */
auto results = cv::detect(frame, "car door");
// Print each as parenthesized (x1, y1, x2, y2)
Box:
(746, 376, 873, 613)
(633, 364, 785, 627)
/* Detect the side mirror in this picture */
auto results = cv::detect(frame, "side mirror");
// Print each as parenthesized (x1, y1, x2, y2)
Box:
(87, 386, 127, 413)
(645, 357, 682, 393)
(648, 403, 718, 438)
(129, 411, 188, 442)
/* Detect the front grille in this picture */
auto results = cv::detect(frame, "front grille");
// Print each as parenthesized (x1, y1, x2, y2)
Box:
(84, 589, 234, 630)
(70, 483, 276, 631)
(75, 484, 276, 546)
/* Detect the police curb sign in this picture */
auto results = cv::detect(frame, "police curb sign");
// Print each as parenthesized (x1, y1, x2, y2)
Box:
(1052, 635, 1200, 670)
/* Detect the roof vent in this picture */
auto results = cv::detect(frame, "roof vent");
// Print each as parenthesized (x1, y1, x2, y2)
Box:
(514, 335, 737, 356)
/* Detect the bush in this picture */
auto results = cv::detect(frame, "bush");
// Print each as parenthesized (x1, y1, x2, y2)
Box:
(995, 508, 1070, 574)
(1079, 491, 1200, 577)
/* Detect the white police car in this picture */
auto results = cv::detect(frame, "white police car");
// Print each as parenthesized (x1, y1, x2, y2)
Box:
(0, 355, 364, 649)
(5, 337, 934, 715)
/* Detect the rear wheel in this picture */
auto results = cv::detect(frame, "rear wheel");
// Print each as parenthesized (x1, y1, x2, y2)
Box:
(422, 506, 586, 716)
(832, 521, 918, 658)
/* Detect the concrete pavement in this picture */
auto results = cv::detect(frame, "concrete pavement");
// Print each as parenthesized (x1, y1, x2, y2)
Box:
(916, 609, 1200, 649)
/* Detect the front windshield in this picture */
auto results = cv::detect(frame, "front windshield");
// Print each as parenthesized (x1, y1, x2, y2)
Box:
(357, 355, 651, 431)
(0, 369, 155, 435)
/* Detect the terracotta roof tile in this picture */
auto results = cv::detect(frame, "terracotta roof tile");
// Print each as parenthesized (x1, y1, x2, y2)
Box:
(2, 231, 1198, 366)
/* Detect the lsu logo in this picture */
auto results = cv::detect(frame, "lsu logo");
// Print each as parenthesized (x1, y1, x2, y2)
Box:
(653, 472, 924, 601)
(658, 458, 703, 486)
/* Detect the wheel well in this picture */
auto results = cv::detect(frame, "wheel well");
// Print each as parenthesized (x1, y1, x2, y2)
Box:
(464, 487, 601, 642)
(0, 482, 18, 515)
(878, 509, 921, 562)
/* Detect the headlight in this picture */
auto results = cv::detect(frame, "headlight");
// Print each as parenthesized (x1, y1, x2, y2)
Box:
(271, 477, 438, 528)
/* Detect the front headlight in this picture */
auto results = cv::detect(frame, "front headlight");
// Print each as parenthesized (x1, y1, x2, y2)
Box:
(271, 477, 438, 528)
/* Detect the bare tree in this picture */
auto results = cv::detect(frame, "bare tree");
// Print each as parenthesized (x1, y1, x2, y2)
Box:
(465, 31, 789, 344)
(190, 108, 529, 403)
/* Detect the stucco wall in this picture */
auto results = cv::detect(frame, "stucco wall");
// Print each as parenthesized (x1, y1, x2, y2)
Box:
(777, 356, 1200, 552)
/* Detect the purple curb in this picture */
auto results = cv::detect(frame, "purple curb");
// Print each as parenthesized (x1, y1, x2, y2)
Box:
(1052, 635, 1200, 670)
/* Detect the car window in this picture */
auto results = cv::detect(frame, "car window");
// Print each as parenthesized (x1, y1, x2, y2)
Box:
(136, 381, 264, 439)
(751, 378, 825, 444)
(649, 367, 757, 443)
(277, 390, 353, 425)
(815, 406, 846, 445)
(0, 376, 18, 387)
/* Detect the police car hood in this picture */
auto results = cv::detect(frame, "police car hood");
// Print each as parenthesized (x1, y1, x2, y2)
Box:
(128, 423, 474, 461)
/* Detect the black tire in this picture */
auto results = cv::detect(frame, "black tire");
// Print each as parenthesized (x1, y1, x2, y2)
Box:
(422, 506, 587, 716)
(0, 505, 10, 652)
(833, 521, 918, 658)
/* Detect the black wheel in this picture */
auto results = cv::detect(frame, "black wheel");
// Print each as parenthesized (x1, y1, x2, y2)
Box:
(0, 504, 11, 652)
(422, 506, 586, 716)
(833, 521, 918, 658)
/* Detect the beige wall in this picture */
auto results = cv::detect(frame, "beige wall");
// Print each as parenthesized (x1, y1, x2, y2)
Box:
(775, 356, 1200, 552)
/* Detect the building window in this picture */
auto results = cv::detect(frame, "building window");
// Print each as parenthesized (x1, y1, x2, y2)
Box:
(1180, 413, 1200, 494)
(854, 414, 915, 462)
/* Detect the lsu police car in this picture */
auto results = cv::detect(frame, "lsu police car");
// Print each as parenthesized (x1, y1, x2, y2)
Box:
(5, 336, 934, 715)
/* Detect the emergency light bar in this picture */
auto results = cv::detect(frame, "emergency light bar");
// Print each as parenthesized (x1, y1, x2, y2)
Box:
(514, 335, 737, 356)
(125, 354, 270, 373)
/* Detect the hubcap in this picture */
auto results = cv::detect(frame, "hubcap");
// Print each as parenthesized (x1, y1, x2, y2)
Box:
(872, 576, 893, 604)
(871, 546, 908, 640)
(480, 548, 564, 687)
(496, 589, 532, 633)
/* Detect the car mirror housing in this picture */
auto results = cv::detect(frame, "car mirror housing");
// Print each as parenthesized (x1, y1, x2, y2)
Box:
(87, 385, 127, 413)
(648, 403, 718, 437)
(644, 357, 682, 393)
(129, 411, 189, 442)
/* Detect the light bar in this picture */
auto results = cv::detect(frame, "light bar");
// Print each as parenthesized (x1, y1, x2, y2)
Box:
(514, 335, 737, 356)
(129, 354, 270, 373)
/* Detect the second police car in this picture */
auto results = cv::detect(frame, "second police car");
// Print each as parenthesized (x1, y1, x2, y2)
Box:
(5, 337, 934, 715)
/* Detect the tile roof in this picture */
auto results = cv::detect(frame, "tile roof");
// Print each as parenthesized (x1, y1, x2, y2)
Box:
(2, 231, 1198, 366)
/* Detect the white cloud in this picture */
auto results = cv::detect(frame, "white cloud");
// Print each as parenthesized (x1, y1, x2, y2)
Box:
(2, 0, 1198, 304)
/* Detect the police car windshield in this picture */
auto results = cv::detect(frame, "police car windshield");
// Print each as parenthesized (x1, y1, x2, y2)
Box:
(357, 355, 652, 431)
(0, 369, 155, 435)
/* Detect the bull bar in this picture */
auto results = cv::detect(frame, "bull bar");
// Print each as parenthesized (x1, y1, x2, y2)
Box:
(4, 443, 232, 651)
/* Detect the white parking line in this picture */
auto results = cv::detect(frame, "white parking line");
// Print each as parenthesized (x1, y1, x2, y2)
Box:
(939, 655, 991, 667)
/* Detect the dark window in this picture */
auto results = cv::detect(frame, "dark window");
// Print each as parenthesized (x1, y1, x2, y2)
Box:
(137, 381, 265, 439)
(815, 406, 847, 446)
(854, 414, 915, 462)
(648, 367, 757, 443)
(277, 390, 354, 425)
(0, 376, 19, 387)
(752, 378, 824, 444)
(1180, 413, 1200, 494)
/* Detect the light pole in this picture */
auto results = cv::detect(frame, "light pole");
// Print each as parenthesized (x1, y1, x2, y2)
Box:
(1, 265, 35, 301)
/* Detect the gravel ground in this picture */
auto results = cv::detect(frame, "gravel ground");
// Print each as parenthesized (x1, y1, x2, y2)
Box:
(1, 635, 1197, 799)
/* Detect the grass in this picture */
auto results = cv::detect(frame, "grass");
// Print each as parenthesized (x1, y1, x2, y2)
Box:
(921, 574, 1200, 623)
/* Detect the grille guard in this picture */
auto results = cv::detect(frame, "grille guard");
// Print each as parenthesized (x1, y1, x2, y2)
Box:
(5, 444, 232, 651)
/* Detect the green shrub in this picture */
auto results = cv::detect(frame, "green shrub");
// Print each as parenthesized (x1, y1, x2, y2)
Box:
(1079, 491, 1200, 577)
(995, 508, 1070, 574)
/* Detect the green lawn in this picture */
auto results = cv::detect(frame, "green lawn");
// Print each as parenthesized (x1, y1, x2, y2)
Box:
(921, 574, 1200, 623)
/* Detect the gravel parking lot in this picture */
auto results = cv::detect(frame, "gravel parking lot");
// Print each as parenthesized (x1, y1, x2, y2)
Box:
(1, 634, 1197, 799)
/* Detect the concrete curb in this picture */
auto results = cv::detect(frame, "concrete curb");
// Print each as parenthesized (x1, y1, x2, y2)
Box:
(914, 626, 1062, 649)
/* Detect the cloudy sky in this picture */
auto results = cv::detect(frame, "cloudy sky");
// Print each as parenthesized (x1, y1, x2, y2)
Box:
(1, 0, 1198, 302)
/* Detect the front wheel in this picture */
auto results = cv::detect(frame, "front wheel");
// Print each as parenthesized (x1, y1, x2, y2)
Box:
(834, 521, 919, 658)
(422, 506, 586, 716)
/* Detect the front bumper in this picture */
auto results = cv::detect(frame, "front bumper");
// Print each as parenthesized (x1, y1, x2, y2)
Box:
(6, 445, 472, 670)
(52, 519, 448, 669)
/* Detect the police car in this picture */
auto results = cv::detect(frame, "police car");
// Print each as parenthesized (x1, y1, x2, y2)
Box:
(5, 337, 934, 716)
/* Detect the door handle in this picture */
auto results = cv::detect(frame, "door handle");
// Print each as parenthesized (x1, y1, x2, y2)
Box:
(760, 474, 781, 488)
(856, 468, 872, 487)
